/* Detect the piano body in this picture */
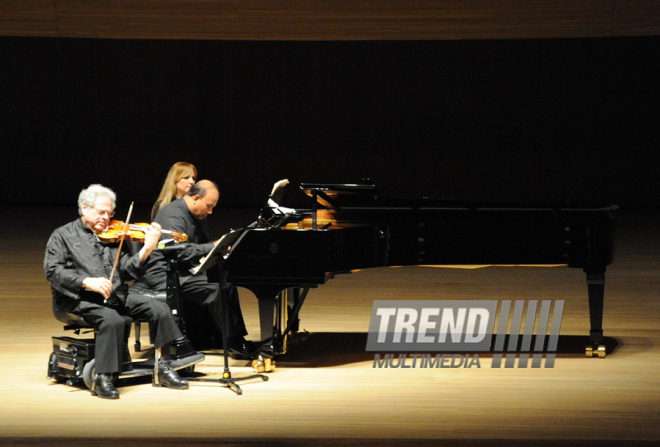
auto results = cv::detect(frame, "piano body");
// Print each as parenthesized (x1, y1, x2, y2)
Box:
(220, 183, 616, 360)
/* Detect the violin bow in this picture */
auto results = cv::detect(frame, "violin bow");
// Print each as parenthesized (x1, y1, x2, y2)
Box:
(106, 201, 134, 302)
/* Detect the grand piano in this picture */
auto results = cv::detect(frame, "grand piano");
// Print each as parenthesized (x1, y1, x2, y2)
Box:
(220, 182, 616, 361)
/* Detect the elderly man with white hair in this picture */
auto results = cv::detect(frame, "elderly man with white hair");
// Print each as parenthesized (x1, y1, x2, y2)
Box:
(44, 184, 188, 399)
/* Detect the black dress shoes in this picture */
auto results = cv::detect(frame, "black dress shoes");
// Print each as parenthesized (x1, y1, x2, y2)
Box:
(93, 373, 119, 399)
(156, 360, 189, 390)
(228, 338, 259, 360)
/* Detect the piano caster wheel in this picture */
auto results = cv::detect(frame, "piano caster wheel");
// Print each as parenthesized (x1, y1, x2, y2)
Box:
(252, 356, 276, 373)
(585, 344, 607, 358)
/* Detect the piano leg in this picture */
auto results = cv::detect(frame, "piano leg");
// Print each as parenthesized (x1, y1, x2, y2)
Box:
(585, 269, 607, 358)
(257, 296, 277, 360)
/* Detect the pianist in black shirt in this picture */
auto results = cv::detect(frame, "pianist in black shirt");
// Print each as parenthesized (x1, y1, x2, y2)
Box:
(44, 184, 189, 399)
(135, 180, 253, 357)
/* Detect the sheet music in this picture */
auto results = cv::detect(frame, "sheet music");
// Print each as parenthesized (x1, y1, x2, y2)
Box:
(190, 179, 291, 275)
(190, 228, 244, 276)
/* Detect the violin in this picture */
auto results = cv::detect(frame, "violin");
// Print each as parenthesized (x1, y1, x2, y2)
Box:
(98, 219, 188, 244)
(101, 202, 187, 305)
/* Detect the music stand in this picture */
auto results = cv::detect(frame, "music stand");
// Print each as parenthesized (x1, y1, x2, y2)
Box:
(187, 249, 268, 395)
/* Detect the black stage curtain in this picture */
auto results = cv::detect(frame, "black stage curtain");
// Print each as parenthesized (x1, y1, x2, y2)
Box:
(1, 37, 658, 209)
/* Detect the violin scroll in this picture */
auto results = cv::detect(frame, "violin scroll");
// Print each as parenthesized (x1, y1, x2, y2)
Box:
(171, 230, 188, 243)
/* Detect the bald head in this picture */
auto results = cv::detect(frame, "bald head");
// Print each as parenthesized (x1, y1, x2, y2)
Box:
(188, 180, 218, 199)
(184, 180, 219, 219)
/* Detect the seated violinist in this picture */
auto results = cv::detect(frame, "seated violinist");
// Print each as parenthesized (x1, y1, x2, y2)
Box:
(43, 184, 189, 399)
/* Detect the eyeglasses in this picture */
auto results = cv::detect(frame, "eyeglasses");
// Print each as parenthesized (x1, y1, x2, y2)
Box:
(93, 207, 115, 218)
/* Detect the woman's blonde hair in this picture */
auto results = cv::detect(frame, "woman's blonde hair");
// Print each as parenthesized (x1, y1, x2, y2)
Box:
(151, 162, 198, 219)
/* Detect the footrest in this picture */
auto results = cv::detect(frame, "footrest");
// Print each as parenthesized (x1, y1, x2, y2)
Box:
(120, 352, 206, 379)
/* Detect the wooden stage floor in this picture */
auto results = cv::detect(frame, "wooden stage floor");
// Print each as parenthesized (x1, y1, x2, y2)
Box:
(0, 206, 658, 446)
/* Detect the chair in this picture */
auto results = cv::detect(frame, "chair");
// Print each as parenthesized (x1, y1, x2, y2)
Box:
(47, 242, 200, 390)
(47, 290, 133, 388)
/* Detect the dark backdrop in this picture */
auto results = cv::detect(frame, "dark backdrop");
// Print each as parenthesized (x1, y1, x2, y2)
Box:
(1, 36, 658, 211)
